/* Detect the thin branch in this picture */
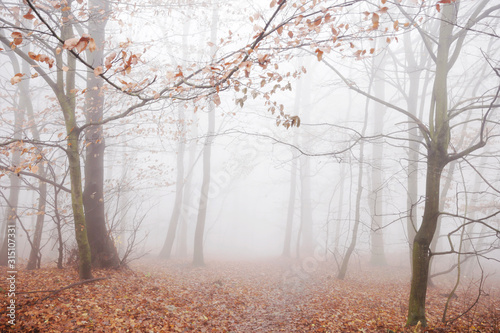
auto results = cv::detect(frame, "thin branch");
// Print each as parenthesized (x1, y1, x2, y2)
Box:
(0, 166, 71, 193)
(317, 54, 432, 145)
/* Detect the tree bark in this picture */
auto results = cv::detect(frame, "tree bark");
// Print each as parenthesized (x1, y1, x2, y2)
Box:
(22, 49, 48, 270)
(407, 2, 454, 325)
(27, 164, 47, 270)
(407, 152, 446, 326)
(59, 4, 92, 279)
(82, 0, 119, 268)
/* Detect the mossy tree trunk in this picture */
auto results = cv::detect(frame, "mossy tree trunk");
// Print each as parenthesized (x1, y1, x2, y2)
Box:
(407, 150, 447, 326)
(58, 3, 92, 279)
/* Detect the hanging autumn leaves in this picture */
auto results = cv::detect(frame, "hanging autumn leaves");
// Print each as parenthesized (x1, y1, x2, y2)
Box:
(62, 33, 96, 53)
(9, 32, 97, 85)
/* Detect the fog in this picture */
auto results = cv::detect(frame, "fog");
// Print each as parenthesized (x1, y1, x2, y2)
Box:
(1, 0, 499, 330)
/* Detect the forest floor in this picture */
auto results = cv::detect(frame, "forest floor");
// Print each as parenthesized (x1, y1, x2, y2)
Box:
(0, 257, 498, 332)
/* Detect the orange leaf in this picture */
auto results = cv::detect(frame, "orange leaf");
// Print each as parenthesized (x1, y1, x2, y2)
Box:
(75, 39, 89, 53)
(11, 31, 23, 46)
(105, 52, 116, 69)
(88, 38, 96, 52)
(10, 73, 24, 85)
(372, 13, 379, 29)
(63, 37, 80, 50)
(23, 13, 36, 20)
(213, 94, 221, 106)
(315, 49, 323, 61)
(94, 66, 103, 76)
(288, 31, 293, 38)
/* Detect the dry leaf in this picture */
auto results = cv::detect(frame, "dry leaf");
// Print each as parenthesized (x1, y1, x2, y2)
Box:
(94, 66, 103, 76)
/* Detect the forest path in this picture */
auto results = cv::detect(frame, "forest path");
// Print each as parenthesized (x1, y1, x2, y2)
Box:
(1, 258, 498, 332)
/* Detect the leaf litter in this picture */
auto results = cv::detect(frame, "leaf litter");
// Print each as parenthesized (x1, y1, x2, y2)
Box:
(0, 259, 498, 332)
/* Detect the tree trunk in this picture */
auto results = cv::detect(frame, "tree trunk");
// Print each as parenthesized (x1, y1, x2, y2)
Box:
(0, 168, 22, 267)
(402, 22, 434, 270)
(160, 103, 186, 259)
(333, 164, 345, 254)
(282, 149, 297, 257)
(27, 164, 47, 270)
(21, 50, 48, 270)
(407, 2, 454, 325)
(369, 45, 387, 266)
(193, 4, 218, 266)
(299, 154, 314, 256)
(192, 101, 214, 266)
(0, 49, 25, 266)
(162, 21, 191, 260)
(82, 0, 119, 269)
(407, 152, 446, 326)
(337, 99, 369, 280)
(67, 130, 93, 279)
(177, 122, 197, 258)
(283, 72, 302, 258)
(59, 5, 92, 279)
(298, 75, 314, 257)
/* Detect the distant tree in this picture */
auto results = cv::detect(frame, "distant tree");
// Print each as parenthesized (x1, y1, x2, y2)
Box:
(368, 41, 387, 266)
(0, 48, 26, 266)
(159, 20, 191, 260)
(82, 0, 120, 269)
(193, 3, 219, 267)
